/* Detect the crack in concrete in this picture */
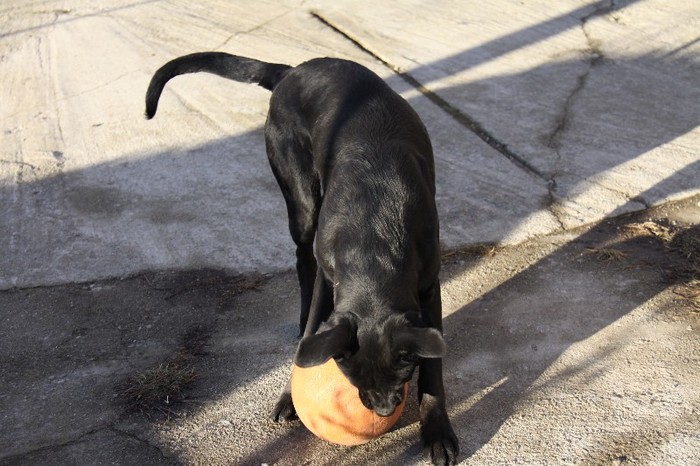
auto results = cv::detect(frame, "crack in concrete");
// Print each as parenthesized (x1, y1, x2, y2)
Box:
(0, 425, 111, 462)
(544, 1, 615, 230)
(583, 175, 651, 209)
(214, 11, 290, 51)
(309, 10, 548, 184)
(0, 159, 40, 171)
(546, 194, 568, 231)
(110, 425, 173, 463)
(308, 7, 645, 233)
(0, 422, 171, 463)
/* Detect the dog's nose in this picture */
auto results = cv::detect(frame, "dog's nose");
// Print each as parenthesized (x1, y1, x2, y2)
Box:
(374, 392, 403, 417)
(374, 404, 397, 417)
(360, 390, 404, 416)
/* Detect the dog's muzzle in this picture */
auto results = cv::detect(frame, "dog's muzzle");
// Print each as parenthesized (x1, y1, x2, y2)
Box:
(360, 389, 404, 417)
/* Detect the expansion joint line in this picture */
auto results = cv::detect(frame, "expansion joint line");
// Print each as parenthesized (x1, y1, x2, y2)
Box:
(310, 10, 547, 183)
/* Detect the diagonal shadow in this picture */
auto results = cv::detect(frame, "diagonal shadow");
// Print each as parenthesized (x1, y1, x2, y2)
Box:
(438, 161, 700, 461)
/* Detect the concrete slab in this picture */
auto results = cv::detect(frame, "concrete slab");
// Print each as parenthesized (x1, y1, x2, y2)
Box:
(1, 0, 556, 289)
(1, 0, 376, 289)
(311, 0, 700, 228)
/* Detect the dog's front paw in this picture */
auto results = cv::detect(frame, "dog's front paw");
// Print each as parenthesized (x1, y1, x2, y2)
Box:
(270, 391, 297, 422)
(421, 419, 459, 466)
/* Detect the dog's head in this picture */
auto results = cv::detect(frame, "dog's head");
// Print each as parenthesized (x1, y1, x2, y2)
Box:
(295, 312, 445, 417)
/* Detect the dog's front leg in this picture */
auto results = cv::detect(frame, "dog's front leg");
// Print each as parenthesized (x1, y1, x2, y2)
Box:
(271, 269, 333, 422)
(270, 378, 296, 422)
(418, 358, 459, 465)
(295, 244, 316, 337)
(418, 281, 459, 465)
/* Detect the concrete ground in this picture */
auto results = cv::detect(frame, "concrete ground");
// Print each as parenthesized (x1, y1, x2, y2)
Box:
(1, 0, 699, 464)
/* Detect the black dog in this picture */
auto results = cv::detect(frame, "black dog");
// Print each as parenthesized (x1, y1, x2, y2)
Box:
(145, 52, 459, 465)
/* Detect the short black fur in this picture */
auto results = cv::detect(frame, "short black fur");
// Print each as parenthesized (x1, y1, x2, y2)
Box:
(145, 52, 459, 465)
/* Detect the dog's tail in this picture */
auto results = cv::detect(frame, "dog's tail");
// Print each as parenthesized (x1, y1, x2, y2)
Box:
(145, 52, 292, 119)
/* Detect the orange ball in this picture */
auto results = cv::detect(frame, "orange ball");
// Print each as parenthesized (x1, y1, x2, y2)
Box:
(291, 359, 408, 446)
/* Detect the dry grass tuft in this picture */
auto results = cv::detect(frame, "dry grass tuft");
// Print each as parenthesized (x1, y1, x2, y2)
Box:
(623, 221, 674, 242)
(585, 247, 627, 262)
(118, 360, 197, 412)
(217, 274, 267, 310)
(442, 242, 500, 261)
(669, 227, 700, 266)
(664, 226, 700, 313)
(674, 279, 700, 313)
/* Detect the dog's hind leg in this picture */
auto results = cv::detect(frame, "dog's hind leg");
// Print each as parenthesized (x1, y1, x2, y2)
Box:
(266, 126, 324, 423)
(264, 127, 321, 338)
(293, 235, 317, 338)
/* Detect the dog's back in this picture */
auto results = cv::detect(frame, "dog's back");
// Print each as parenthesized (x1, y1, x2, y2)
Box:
(269, 58, 435, 186)
(268, 58, 441, 312)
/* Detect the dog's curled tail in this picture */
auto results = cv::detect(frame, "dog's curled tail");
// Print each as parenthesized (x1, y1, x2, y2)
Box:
(145, 52, 292, 119)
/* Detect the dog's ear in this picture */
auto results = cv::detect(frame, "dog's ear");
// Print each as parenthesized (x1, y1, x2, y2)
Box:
(294, 315, 358, 367)
(395, 327, 446, 359)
